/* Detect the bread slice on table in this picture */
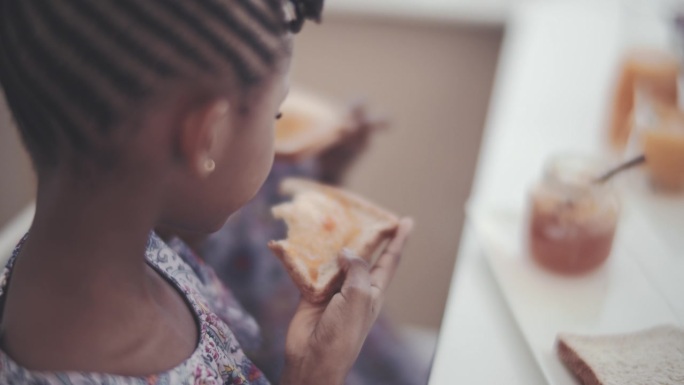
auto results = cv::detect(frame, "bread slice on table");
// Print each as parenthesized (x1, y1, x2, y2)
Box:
(557, 325, 684, 385)
(274, 88, 347, 160)
(268, 178, 400, 304)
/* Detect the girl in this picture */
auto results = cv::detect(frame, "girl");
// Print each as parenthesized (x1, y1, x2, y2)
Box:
(0, 0, 413, 384)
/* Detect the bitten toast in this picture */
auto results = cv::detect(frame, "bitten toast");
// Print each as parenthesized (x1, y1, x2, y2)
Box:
(268, 178, 399, 303)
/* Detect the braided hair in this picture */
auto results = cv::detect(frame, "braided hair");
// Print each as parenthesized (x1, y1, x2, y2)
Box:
(0, 0, 323, 170)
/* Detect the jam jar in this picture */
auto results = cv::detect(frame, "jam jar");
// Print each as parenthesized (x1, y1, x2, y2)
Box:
(528, 155, 621, 275)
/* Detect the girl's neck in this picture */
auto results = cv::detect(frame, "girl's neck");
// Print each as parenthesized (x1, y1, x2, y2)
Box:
(0, 171, 203, 374)
(17, 172, 162, 299)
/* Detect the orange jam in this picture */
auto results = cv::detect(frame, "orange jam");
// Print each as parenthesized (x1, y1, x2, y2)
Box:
(323, 216, 337, 232)
(528, 156, 620, 275)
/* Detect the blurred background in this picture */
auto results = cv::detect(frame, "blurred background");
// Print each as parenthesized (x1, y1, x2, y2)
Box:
(4, 0, 683, 383)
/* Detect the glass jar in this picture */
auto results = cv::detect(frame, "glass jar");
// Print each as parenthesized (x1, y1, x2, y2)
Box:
(609, 0, 681, 151)
(640, 104, 684, 192)
(528, 155, 621, 275)
(609, 49, 680, 150)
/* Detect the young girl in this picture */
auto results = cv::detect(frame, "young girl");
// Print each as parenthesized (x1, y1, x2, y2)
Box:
(0, 0, 413, 384)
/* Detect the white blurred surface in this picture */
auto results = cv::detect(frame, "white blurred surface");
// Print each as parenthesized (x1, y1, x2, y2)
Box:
(470, 206, 681, 385)
(430, 1, 634, 384)
(324, 0, 531, 25)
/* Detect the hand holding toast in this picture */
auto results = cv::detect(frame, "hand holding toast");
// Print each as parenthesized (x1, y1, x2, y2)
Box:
(269, 178, 401, 304)
(280, 218, 414, 385)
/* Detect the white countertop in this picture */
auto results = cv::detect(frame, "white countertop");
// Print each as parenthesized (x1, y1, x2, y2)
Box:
(428, 1, 659, 384)
(324, 0, 539, 26)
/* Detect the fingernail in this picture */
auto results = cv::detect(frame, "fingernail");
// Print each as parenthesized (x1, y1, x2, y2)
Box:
(338, 249, 352, 269)
(341, 248, 355, 259)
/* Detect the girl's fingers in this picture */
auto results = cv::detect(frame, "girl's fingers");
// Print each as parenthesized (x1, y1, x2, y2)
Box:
(370, 218, 414, 292)
(337, 249, 372, 304)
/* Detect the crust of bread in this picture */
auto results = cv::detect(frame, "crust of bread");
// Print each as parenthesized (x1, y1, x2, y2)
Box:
(268, 224, 397, 304)
(268, 240, 345, 304)
(557, 337, 602, 385)
(269, 178, 399, 303)
(278, 178, 399, 234)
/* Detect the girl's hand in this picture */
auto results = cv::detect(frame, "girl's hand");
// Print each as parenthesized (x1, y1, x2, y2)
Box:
(280, 218, 414, 385)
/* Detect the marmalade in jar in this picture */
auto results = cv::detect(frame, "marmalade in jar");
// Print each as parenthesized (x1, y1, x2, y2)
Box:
(528, 156, 620, 275)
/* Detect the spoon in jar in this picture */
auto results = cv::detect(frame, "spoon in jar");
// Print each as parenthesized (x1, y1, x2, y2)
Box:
(594, 154, 647, 184)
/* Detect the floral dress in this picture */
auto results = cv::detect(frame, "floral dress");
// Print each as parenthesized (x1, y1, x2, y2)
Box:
(0, 233, 270, 385)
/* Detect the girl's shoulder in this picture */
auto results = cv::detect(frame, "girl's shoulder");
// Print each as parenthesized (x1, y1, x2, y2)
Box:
(0, 233, 270, 385)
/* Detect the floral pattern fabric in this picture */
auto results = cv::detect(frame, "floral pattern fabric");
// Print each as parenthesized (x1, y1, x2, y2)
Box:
(0, 234, 270, 385)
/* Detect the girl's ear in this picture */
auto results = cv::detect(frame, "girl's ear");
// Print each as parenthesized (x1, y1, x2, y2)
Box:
(178, 99, 231, 178)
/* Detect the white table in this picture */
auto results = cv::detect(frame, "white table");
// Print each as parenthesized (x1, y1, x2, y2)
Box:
(428, 2, 658, 384)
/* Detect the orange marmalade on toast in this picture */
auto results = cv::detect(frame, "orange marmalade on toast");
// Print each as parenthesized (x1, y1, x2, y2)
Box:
(285, 191, 362, 282)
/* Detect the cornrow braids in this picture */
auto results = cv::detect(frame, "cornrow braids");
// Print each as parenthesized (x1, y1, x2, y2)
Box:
(0, 0, 321, 170)
(286, 0, 324, 33)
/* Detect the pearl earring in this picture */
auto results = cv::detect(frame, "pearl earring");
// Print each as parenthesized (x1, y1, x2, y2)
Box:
(204, 158, 216, 173)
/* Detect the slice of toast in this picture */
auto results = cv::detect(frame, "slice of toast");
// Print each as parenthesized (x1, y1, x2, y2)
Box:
(268, 178, 400, 303)
(557, 325, 684, 385)
(274, 88, 347, 160)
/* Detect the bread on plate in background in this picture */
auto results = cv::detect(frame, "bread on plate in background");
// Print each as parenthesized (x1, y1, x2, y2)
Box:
(274, 87, 386, 161)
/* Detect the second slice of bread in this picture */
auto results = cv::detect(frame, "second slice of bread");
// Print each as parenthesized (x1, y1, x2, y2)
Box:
(274, 88, 346, 161)
(557, 325, 684, 385)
